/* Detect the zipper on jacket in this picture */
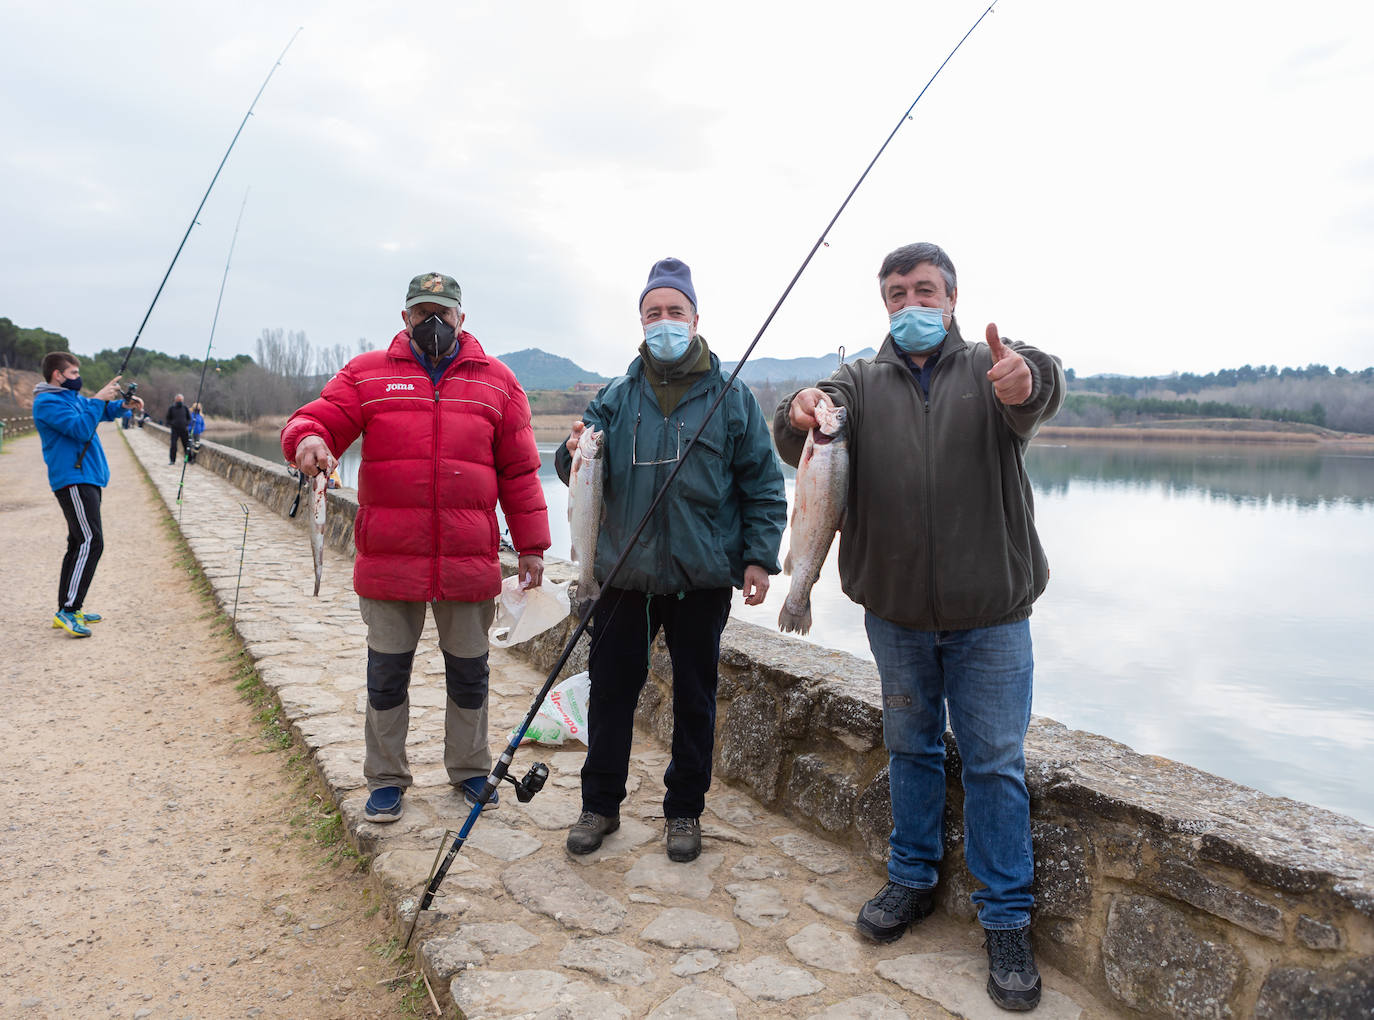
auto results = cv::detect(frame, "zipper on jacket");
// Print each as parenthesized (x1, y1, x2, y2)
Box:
(431, 378, 442, 598)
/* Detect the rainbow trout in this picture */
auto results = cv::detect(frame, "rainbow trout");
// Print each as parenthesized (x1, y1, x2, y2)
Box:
(568, 427, 604, 609)
(778, 402, 848, 635)
(311, 470, 328, 596)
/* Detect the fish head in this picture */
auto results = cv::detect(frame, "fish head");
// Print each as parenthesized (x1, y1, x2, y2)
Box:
(578, 427, 604, 458)
(815, 402, 847, 439)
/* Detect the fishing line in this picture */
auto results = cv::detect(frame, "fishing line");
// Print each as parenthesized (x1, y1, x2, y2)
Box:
(76, 29, 301, 469)
(405, 0, 1003, 944)
(178, 189, 251, 519)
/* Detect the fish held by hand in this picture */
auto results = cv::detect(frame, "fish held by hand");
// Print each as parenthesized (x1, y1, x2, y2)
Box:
(778, 402, 848, 635)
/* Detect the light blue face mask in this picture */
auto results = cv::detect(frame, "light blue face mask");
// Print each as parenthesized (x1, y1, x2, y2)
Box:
(644, 319, 692, 362)
(889, 304, 948, 354)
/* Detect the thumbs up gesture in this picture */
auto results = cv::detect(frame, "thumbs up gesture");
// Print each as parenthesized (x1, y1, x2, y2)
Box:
(985, 323, 1032, 406)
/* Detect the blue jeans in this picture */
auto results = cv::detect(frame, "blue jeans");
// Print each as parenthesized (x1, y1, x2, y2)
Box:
(864, 613, 1035, 930)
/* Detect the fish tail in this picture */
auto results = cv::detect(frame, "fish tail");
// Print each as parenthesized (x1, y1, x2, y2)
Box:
(777, 602, 811, 635)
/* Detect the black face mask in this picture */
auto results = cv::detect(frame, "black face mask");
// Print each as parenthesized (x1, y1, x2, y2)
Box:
(411, 314, 456, 360)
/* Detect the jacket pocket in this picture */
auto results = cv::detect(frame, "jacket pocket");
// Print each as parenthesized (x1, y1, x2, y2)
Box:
(673, 424, 729, 509)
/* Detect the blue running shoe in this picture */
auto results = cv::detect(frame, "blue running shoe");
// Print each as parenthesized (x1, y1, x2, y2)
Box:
(460, 776, 499, 810)
(76, 610, 102, 624)
(364, 786, 404, 823)
(53, 609, 92, 638)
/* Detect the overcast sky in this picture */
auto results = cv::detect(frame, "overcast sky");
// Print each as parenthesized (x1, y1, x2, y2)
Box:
(3, 0, 1370, 381)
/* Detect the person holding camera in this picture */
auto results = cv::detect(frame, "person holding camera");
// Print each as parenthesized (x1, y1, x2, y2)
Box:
(33, 351, 143, 637)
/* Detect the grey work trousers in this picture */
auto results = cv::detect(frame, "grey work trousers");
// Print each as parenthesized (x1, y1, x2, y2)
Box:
(360, 597, 496, 791)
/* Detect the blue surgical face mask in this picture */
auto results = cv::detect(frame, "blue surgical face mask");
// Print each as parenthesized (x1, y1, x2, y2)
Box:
(889, 304, 948, 354)
(60, 375, 83, 391)
(644, 319, 692, 362)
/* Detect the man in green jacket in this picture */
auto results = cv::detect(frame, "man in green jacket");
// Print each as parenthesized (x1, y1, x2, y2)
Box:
(555, 257, 787, 863)
(774, 242, 1065, 1013)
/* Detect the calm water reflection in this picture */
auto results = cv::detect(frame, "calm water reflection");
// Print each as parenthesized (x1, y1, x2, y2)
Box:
(216, 432, 1374, 825)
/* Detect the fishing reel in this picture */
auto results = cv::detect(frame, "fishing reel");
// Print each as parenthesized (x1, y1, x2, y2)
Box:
(502, 761, 549, 803)
(119, 380, 139, 402)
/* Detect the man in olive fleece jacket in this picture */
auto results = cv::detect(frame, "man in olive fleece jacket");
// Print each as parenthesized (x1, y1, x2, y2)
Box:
(774, 241, 1064, 1013)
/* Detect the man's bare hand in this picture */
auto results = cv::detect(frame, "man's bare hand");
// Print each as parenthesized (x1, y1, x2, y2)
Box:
(518, 555, 544, 589)
(565, 420, 586, 455)
(986, 323, 1032, 406)
(788, 388, 831, 431)
(294, 435, 336, 477)
(740, 564, 770, 606)
(93, 376, 123, 401)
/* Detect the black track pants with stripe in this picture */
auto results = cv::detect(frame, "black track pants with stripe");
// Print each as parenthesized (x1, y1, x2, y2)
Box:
(54, 483, 104, 613)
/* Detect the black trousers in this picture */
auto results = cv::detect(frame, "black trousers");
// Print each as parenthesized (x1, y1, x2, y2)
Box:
(54, 484, 104, 613)
(581, 586, 733, 819)
(169, 427, 191, 463)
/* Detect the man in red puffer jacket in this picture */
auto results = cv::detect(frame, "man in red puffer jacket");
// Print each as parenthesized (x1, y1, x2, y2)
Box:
(282, 272, 551, 824)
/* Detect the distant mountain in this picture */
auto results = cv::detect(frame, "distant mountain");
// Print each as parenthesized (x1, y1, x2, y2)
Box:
(497, 348, 608, 390)
(721, 348, 879, 385)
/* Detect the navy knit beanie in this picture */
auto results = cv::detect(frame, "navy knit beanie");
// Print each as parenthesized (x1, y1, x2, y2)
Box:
(639, 257, 697, 312)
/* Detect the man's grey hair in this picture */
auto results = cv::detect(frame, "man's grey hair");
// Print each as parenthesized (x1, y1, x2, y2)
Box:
(878, 242, 957, 296)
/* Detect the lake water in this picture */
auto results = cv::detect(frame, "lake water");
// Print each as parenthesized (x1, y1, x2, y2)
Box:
(218, 431, 1374, 825)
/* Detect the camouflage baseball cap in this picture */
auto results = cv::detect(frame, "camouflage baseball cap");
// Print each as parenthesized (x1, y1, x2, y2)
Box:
(405, 272, 463, 309)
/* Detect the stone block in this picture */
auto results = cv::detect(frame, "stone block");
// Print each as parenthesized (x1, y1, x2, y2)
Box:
(1147, 858, 1284, 940)
(814, 686, 883, 753)
(1031, 821, 1093, 921)
(716, 687, 783, 803)
(780, 681, 822, 740)
(854, 767, 893, 863)
(786, 754, 858, 833)
(1254, 957, 1374, 1019)
(1102, 895, 1244, 1019)
(1296, 914, 1343, 951)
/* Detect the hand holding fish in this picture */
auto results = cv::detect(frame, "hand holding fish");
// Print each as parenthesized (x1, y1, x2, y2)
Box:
(295, 434, 337, 477)
(565, 420, 586, 455)
(788, 387, 833, 431)
(986, 323, 1032, 406)
(740, 564, 770, 606)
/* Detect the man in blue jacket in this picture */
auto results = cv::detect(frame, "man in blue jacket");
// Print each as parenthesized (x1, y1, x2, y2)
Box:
(33, 352, 143, 637)
(554, 257, 787, 863)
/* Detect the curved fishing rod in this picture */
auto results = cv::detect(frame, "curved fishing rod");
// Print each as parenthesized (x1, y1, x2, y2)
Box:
(177, 189, 251, 517)
(405, 0, 1002, 944)
(77, 28, 301, 469)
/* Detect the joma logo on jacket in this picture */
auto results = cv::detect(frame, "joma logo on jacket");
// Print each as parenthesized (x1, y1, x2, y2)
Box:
(385, 382, 415, 392)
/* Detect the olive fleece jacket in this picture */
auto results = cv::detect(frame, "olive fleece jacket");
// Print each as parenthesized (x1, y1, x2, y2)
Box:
(772, 319, 1065, 631)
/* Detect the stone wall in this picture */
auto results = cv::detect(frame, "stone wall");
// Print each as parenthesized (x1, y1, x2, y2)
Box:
(184, 436, 1374, 1019)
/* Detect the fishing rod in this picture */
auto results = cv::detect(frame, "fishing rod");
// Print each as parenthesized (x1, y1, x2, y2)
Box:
(178, 189, 251, 517)
(76, 29, 301, 469)
(404, 0, 1003, 945)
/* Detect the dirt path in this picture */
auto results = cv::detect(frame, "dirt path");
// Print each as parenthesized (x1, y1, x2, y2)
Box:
(0, 428, 416, 1019)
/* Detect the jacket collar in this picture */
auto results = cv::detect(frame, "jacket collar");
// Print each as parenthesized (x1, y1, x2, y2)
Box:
(386, 329, 488, 368)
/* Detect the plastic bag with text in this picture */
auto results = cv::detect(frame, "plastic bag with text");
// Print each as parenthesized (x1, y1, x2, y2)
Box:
(489, 574, 571, 649)
(510, 671, 591, 746)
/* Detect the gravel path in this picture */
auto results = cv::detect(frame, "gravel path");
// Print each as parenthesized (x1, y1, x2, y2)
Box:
(0, 427, 411, 1018)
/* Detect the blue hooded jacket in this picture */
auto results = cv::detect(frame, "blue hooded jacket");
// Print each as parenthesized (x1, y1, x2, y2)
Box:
(33, 383, 129, 490)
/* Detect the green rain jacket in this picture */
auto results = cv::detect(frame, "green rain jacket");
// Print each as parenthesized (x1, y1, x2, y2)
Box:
(556, 346, 787, 594)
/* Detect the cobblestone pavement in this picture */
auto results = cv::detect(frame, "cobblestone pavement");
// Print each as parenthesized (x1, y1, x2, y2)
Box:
(126, 428, 1114, 1019)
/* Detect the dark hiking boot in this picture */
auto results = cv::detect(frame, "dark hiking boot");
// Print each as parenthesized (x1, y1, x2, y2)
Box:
(566, 811, 619, 854)
(665, 817, 702, 862)
(984, 925, 1041, 1011)
(855, 881, 935, 943)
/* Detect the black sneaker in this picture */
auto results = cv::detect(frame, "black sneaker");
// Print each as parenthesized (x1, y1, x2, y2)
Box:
(855, 881, 934, 943)
(566, 811, 619, 855)
(984, 926, 1041, 1011)
(665, 817, 701, 862)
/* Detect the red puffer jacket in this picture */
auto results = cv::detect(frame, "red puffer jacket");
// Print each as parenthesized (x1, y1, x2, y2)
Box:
(281, 330, 550, 602)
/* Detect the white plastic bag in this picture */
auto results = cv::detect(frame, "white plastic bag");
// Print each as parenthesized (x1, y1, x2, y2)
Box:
(512, 671, 591, 746)
(489, 573, 571, 648)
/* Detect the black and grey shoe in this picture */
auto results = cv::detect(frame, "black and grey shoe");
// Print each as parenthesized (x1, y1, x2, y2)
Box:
(855, 881, 934, 942)
(984, 925, 1042, 1011)
(664, 817, 701, 862)
(566, 811, 619, 855)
